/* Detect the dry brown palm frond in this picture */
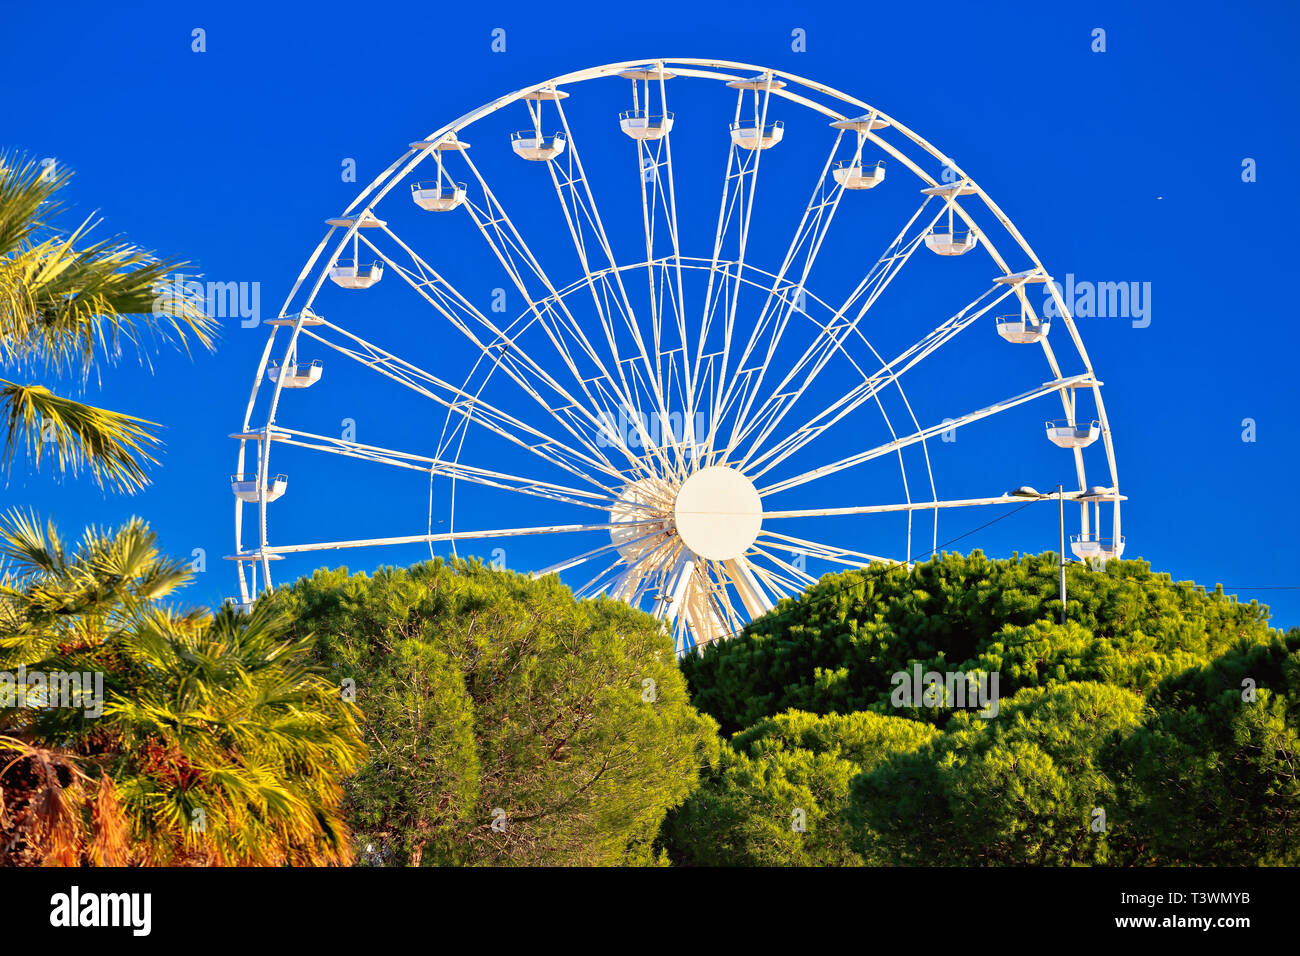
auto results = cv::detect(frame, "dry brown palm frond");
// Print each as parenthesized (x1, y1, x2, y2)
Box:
(89, 773, 130, 866)
(0, 736, 89, 866)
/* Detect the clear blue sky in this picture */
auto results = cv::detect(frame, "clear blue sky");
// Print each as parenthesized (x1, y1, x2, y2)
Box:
(2, 0, 1298, 626)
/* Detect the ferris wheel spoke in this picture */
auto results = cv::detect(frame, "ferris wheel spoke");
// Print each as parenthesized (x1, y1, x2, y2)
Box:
(551, 99, 673, 386)
(692, 564, 737, 647)
(742, 283, 1017, 480)
(294, 323, 626, 491)
(763, 491, 1073, 520)
(545, 96, 686, 477)
(689, 78, 781, 449)
(531, 524, 671, 579)
(253, 519, 662, 557)
(581, 530, 687, 603)
(652, 546, 695, 629)
(630, 73, 690, 419)
(744, 546, 817, 591)
(450, 147, 676, 480)
(570, 554, 633, 599)
(720, 556, 776, 619)
(759, 371, 1097, 498)
(345, 228, 635, 478)
(702, 133, 848, 463)
(723, 200, 958, 468)
(709, 197, 936, 465)
(757, 530, 890, 567)
(694, 561, 745, 637)
(600, 532, 679, 603)
(267, 426, 618, 513)
(363, 228, 657, 478)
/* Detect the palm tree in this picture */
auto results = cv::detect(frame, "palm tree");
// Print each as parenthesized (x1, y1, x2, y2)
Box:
(0, 511, 366, 865)
(0, 154, 216, 492)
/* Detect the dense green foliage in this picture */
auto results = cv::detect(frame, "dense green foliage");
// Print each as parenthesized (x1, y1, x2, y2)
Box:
(849, 682, 1144, 865)
(683, 552, 1272, 734)
(666, 552, 1295, 866)
(276, 559, 717, 866)
(661, 709, 937, 865)
(1113, 631, 1300, 864)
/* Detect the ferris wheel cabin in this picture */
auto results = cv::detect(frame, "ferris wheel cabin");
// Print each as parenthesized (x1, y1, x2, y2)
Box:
(411, 181, 467, 211)
(1045, 419, 1101, 449)
(1070, 533, 1125, 561)
(266, 360, 324, 388)
(995, 314, 1050, 343)
(830, 112, 890, 131)
(620, 111, 674, 140)
(511, 131, 566, 161)
(231, 473, 288, 503)
(328, 260, 384, 289)
(730, 120, 784, 150)
(834, 160, 886, 189)
(924, 230, 978, 255)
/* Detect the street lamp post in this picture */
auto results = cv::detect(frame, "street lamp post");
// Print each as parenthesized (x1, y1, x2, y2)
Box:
(1057, 484, 1066, 626)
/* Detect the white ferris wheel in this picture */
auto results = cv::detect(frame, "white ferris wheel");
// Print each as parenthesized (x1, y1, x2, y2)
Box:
(229, 58, 1125, 654)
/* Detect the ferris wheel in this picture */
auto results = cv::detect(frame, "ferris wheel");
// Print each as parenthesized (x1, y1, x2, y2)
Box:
(228, 58, 1125, 654)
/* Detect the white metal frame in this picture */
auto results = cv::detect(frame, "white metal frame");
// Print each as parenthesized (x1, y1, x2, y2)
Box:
(230, 58, 1123, 655)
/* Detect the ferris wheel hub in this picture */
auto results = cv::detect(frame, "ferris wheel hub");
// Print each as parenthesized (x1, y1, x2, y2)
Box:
(672, 466, 762, 562)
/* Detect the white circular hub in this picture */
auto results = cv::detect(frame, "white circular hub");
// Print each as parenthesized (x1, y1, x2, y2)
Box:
(609, 478, 672, 560)
(672, 466, 762, 561)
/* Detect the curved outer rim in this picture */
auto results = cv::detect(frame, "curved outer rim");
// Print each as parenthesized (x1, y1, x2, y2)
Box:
(232, 57, 1121, 606)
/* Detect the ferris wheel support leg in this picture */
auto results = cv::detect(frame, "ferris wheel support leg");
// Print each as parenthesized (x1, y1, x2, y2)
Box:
(654, 549, 696, 635)
(725, 557, 774, 619)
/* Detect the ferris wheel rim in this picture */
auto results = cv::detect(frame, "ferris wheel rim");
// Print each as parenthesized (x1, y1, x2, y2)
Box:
(231, 58, 1123, 650)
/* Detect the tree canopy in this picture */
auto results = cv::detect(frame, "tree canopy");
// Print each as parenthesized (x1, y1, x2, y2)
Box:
(274, 559, 718, 866)
(666, 552, 1294, 866)
(661, 709, 938, 866)
(682, 552, 1272, 734)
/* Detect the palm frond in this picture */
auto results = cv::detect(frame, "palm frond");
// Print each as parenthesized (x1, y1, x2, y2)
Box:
(3, 513, 366, 867)
(0, 154, 67, 257)
(0, 153, 217, 374)
(0, 379, 159, 492)
(5, 225, 218, 372)
(0, 507, 66, 577)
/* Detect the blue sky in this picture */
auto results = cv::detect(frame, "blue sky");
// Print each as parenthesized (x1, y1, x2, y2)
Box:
(2, 0, 1298, 627)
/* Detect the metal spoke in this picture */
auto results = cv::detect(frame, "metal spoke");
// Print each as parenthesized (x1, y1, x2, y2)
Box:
(245, 519, 660, 558)
(760, 373, 1097, 498)
(741, 284, 1016, 480)
(756, 530, 891, 567)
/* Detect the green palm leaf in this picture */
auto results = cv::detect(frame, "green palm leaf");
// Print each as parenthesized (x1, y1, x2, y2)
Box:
(0, 153, 217, 490)
(0, 380, 159, 492)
